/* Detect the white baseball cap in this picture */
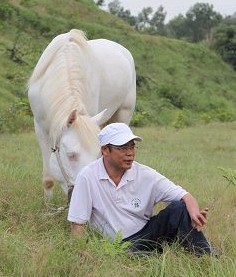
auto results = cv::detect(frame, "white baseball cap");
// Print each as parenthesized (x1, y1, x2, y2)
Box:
(98, 123, 142, 146)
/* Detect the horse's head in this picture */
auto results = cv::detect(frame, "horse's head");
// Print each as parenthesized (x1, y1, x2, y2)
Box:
(49, 109, 108, 194)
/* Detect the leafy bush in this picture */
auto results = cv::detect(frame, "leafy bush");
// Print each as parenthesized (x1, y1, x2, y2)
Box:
(20, 0, 38, 8)
(19, 9, 40, 29)
(0, 99, 33, 133)
(10, 98, 32, 116)
(93, 231, 131, 256)
(201, 108, 236, 123)
(0, 2, 15, 20)
(211, 18, 236, 70)
(158, 85, 186, 109)
(131, 107, 150, 127)
(173, 109, 196, 129)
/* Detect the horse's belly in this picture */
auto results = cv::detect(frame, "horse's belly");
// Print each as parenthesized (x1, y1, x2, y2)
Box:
(87, 39, 136, 115)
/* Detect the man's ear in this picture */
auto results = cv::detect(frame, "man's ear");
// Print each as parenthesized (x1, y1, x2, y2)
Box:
(101, 145, 109, 156)
(67, 110, 77, 127)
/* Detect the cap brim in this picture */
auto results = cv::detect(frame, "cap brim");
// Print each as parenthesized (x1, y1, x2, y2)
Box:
(110, 134, 142, 146)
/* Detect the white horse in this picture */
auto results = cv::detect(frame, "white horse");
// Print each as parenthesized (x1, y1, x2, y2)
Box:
(28, 29, 136, 200)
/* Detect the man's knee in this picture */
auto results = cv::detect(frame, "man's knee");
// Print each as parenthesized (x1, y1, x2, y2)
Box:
(166, 201, 190, 222)
(158, 201, 186, 219)
(168, 200, 186, 211)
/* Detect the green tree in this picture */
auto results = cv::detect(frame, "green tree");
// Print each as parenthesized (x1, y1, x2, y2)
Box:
(107, 0, 136, 26)
(135, 7, 153, 31)
(108, 0, 121, 15)
(186, 3, 222, 42)
(167, 14, 189, 40)
(211, 17, 236, 70)
(96, 0, 105, 7)
(118, 8, 137, 26)
(107, 2, 166, 35)
(149, 6, 167, 35)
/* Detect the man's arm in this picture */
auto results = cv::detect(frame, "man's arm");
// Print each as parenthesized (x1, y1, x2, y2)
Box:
(71, 223, 86, 236)
(68, 175, 92, 236)
(182, 193, 208, 231)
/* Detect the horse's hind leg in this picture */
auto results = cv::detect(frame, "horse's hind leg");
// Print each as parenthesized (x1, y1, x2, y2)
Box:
(109, 89, 136, 125)
(110, 107, 134, 125)
(34, 121, 54, 201)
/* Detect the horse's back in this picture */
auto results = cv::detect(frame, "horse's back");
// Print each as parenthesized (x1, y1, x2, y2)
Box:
(88, 38, 134, 65)
(86, 38, 136, 121)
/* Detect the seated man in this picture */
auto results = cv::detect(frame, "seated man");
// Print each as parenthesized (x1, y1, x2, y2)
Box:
(67, 123, 212, 256)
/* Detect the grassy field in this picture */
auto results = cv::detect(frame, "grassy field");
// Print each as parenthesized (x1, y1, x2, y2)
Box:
(0, 123, 236, 276)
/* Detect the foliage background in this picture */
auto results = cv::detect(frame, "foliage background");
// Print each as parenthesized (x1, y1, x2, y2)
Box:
(0, 0, 236, 131)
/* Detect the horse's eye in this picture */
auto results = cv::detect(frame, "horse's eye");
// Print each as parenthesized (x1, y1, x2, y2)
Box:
(67, 152, 78, 161)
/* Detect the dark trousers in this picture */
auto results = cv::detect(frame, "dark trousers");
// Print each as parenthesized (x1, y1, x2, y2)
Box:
(123, 201, 211, 256)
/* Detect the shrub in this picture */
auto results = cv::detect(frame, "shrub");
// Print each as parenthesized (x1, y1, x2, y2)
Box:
(158, 85, 186, 109)
(173, 109, 196, 129)
(10, 98, 32, 116)
(131, 108, 150, 127)
(0, 2, 15, 20)
(201, 108, 236, 123)
(0, 99, 33, 133)
(20, 0, 38, 8)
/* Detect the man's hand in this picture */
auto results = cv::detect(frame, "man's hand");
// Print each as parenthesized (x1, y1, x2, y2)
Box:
(192, 207, 209, 231)
(182, 193, 208, 231)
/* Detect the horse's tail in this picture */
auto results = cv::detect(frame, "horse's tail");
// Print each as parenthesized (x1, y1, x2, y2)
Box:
(28, 29, 88, 86)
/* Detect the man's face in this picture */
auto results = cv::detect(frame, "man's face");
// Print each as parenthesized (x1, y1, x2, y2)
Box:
(102, 140, 136, 171)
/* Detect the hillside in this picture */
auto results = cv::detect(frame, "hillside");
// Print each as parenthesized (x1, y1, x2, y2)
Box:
(0, 0, 236, 129)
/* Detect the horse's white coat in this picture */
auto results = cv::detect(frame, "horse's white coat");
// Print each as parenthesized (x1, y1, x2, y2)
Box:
(28, 29, 136, 198)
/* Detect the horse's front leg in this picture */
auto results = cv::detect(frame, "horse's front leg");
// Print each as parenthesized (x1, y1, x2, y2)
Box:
(34, 120, 54, 201)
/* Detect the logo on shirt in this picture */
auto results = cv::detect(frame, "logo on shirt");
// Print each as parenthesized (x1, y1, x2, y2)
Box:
(131, 198, 141, 208)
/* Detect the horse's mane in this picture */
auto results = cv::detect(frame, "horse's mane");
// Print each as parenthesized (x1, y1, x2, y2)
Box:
(73, 115, 100, 154)
(28, 29, 96, 147)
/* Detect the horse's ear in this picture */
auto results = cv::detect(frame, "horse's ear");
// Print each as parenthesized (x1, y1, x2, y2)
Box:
(92, 109, 110, 127)
(67, 110, 77, 127)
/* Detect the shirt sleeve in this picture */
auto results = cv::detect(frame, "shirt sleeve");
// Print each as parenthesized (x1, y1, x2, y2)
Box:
(154, 173, 188, 204)
(67, 174, 92, 224)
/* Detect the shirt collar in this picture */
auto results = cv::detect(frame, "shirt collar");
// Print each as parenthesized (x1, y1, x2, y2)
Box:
(98, 157, 135, 182)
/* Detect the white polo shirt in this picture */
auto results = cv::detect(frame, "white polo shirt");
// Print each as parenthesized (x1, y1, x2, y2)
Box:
(67, 157, 188, 239)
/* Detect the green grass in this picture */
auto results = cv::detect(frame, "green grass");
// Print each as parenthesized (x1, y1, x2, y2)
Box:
(0, 123, 236, 276)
